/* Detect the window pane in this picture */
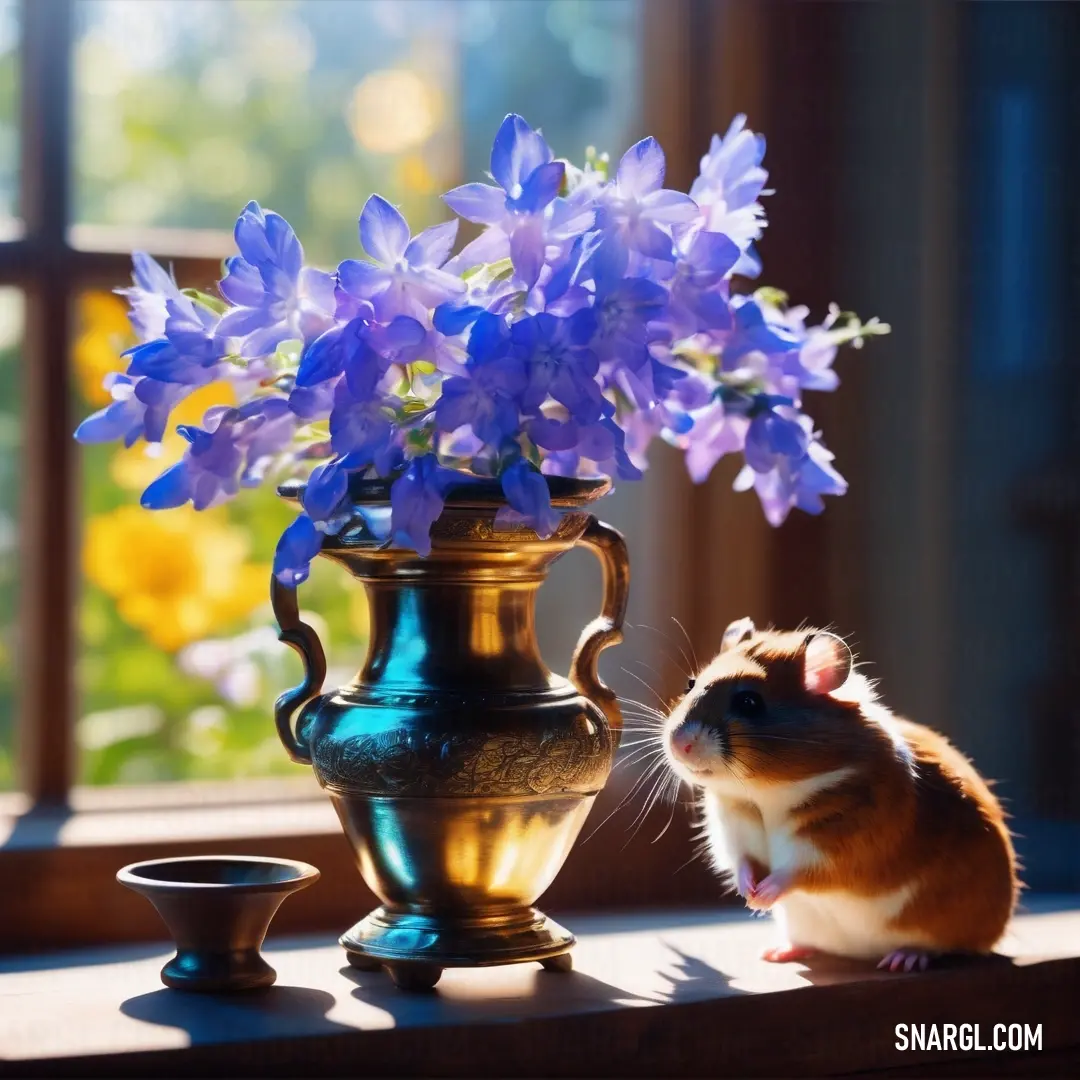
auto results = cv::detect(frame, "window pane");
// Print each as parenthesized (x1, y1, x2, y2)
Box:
(0, 0, 17, 226)
(0, 289, 21, 791)
(71, 0, 643, 784)
(72, 0, 641, 261)
(75, 290, 374, 784)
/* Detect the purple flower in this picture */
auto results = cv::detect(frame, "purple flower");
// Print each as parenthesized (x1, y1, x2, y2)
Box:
(681, 400, 750, 483)
(595, 137, 698, 271)
(743, 403, 810, 475)
(125, 294, 228, 385)
(329, 377, 403, 473)
(75, 374, 153, 447)
(390, 454, 447, 556)
(216, 201, 336, 357)
(235, 396, 297, 486)
(301, 458, 349, 523)
(690, 115, 770, 276)
(75, 371, 215, 448)
(74, 115, 884, 567)
(664, 229, 739, 338)
(735, 420, 846, 525)
(337, 195, 466, 323)
(722, 295, 800, 369)
(273, 512, 324, 586)
(495, 458, 561, 537)
(593, 274, 668, 372)
(297, 312, 425, 395)
(442, 114, 568, 288)
(540, 417, 641, 482)
(434, 313, 526, 447)
(140, 411, 247, 511)
(512, 310, 605, 423)
(760, 301, 843, 395)
(288, 378, 337, 422)
(116, 253, 180, 341)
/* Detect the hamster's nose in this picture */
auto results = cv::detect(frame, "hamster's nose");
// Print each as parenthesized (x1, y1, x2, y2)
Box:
(668, 719, 702, 760)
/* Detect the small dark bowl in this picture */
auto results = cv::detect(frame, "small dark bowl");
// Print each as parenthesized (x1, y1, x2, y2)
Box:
(117, 856, 320, 992)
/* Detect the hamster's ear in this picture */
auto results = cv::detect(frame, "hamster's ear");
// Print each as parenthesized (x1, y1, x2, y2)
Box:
(721, 617, 756, 653)
(802, 632, 852, 695)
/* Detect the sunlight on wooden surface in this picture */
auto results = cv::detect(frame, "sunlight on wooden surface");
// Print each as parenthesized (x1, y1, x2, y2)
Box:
(2, 903, 1079, 1066)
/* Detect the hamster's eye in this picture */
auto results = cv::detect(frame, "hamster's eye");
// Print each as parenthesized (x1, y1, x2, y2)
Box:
(730, 690, 765, 718)
(685, 677, 696, 693)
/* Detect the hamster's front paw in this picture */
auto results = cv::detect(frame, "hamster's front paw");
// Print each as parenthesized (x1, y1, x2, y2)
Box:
(746, 868, 793, 910)
(736, 858, 759, 898)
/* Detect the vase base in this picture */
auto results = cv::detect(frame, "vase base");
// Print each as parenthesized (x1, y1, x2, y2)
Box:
(340, 905, 575, 975)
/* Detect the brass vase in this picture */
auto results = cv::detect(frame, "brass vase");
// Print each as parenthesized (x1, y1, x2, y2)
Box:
(271, 475, 628, 991)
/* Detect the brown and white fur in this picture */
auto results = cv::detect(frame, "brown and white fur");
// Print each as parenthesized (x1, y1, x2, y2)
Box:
(663, 619, 1018, 971)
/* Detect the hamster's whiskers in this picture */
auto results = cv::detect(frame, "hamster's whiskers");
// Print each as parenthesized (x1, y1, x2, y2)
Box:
(670, 615, 700, 672)
(619, 667, 671, 712)
(578, 750, 671, 845)
(630, 621, 695, 680)
(615, 694, 667, 719)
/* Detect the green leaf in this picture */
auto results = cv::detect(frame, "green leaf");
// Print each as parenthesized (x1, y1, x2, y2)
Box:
(181, 288, 229, 315)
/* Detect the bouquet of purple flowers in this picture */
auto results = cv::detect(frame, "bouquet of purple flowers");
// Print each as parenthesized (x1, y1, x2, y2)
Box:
(76, 114, 887, 586)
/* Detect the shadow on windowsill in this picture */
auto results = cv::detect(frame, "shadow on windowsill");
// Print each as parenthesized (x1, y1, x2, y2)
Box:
(120, 985, 348, 1043)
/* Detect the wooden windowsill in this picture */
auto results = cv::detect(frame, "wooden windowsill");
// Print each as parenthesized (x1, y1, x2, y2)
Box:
(0, 777, 727, 954)
(2, 903, 1079, 1078)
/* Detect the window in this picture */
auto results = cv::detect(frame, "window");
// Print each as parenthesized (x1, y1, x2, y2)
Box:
(44, 0, 639, 787)
(4, 0, 714, 957)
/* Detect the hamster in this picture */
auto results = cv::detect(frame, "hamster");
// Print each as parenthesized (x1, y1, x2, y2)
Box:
(662, 618, 1018, 971)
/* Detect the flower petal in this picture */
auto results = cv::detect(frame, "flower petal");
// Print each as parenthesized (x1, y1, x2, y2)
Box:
(359, 194, 411, 265)
(500, 459, 560, 538)
(509, 217, 546, 289)
(631, 219, 677, 261)
(509, 160, 565, 214)
(140, 461, 192, 510)
(218, 256, 265, 307)
(390, 455, 445, 556)
(296, 324, 347, 387)
(643, 188, 699, 225)
(131, 251, 175, 294)
(234, 201, 303, 284)
(337, 258, 389, 299)
(433, 303, 485, 336)
(490, 113, 552, 193)
(405, 219, 459, 268)
(273, 512, 324, 586)
(687, 229, 741, 274)
(302, 460, 349, 523)
(441, 182, 506, 225)
(216, 304, 272, 338)
(443, 226, 510, 275)
(617, 136, 666, 197)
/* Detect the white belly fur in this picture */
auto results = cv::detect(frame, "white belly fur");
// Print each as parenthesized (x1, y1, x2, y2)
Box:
(700, 776, 927, 960)
(775, 884, 922, 959)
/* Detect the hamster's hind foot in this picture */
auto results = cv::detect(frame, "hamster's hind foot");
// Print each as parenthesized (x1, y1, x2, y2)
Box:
(877, 948, 933, 973)
(761, 943, 817, 964)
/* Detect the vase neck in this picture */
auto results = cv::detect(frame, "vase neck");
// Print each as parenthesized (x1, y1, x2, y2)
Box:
(357, 574, 551, 692)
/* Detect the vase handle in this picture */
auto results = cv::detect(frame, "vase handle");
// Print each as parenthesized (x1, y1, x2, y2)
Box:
(569, 516, 630, 745)
(270, 573, 326, 765)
